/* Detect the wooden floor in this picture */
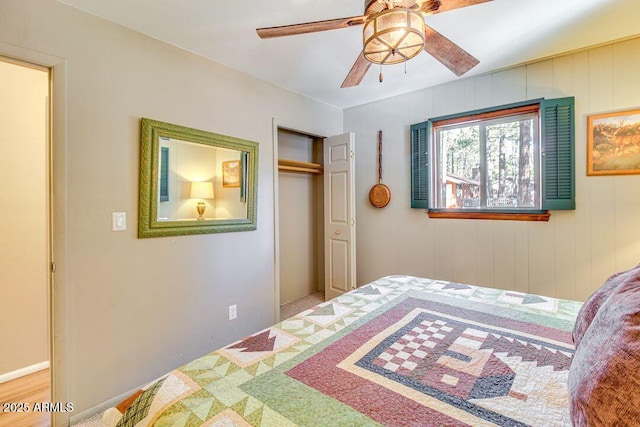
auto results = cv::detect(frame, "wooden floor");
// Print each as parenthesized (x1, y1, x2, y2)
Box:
(0, 369, 50, 427)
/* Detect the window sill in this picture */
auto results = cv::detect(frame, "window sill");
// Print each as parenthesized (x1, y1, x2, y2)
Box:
(427, 210, 550, 222)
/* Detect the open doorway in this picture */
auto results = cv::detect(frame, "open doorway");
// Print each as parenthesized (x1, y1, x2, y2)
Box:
(0, 57, 51, 427)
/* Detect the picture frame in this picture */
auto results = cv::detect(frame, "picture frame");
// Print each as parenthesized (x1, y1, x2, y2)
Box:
(222, 160, 241, 188)
(587, 108, 640, 175)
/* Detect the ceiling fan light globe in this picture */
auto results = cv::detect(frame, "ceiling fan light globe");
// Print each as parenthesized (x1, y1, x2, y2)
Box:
(363, 8, 425, 65)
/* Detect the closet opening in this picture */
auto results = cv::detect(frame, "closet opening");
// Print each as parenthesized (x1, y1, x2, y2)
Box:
(277, 128, 325, 320)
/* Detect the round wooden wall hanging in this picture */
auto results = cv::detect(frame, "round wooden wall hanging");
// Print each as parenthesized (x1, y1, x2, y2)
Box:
(369, 130, 391, 208)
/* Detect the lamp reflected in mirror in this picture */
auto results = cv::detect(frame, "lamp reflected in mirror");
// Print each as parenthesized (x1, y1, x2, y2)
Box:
(190, 181, 214, 220)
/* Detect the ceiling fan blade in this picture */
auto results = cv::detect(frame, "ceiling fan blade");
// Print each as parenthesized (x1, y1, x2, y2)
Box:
(341, 52, 371, 88)
(257, 15, 367, 39)
(423, 25, 479, 76)
(425, 0, 492, 14)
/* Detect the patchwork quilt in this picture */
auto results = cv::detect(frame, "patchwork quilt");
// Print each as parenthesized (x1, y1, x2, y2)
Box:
(101, 276, 582, 427)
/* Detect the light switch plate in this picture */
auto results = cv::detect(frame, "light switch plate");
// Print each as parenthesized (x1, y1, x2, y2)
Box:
(112, 212, 126, 231)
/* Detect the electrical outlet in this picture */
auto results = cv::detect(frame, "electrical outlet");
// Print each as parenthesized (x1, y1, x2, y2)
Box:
(228, 304, 237, 320)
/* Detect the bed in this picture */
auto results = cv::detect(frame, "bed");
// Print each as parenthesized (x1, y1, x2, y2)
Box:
(100, 271, 640, 427)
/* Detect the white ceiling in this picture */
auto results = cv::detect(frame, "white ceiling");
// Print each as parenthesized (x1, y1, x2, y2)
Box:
(57, 0, 640, 109)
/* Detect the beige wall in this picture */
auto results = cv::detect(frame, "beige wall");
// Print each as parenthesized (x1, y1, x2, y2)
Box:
(345, 37, 640, 302)
(278, 130, 324, 304)
(0, 60, 49, 377)
(0, 0, 342, 421)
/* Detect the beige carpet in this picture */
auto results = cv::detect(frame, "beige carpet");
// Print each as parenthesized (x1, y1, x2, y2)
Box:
(280, 292, 325, 320)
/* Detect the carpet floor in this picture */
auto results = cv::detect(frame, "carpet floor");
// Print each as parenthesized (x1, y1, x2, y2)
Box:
(280, 292, 325, 320)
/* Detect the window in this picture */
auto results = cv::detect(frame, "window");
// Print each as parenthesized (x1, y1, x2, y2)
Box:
(411, 98, 575, 220)
(159, 146, 169, 202)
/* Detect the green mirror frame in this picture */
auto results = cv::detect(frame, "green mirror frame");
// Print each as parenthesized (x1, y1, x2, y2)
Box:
(138, 118, 258, 238)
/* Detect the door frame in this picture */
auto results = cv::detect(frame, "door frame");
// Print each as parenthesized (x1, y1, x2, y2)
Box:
(272, 119, 329, 323)
(0, 43, 69, 427)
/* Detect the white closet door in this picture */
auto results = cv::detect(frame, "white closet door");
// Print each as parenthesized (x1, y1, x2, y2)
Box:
(323, 133, 356, 299)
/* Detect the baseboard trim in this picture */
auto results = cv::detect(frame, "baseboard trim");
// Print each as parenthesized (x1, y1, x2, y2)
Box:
(0, 361, 49, 384)
(68, 385, 140, 425)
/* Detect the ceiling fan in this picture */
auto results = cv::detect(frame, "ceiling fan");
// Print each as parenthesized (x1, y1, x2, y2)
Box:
(256, 0, 491, 88)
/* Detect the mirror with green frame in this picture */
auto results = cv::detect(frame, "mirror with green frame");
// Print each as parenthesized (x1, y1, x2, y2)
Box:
(138, 118, 258, 238)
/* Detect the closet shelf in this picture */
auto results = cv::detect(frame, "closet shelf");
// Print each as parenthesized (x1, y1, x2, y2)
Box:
(278, 159, 323, 175)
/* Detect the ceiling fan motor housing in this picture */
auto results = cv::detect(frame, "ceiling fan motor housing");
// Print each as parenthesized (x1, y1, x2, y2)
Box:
(364, 0, 386, 15)
(364, 0, 441, 15)
(421, 0, 442, 13)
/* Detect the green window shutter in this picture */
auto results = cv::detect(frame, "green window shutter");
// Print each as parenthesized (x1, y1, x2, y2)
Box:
(160, 147, 169, 202)
(410, 121, 431, 208)
(541, 97, 575, 210)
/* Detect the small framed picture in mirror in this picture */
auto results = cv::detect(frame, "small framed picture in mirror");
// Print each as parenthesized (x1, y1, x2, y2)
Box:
(222, 160, 241, 188)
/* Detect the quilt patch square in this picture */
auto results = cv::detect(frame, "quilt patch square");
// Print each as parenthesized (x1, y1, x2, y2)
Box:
(428, 280, 478, 296)
(219, 328, 300, 368)
(498, 291, 559, 313)
(299, 302, 355, 327)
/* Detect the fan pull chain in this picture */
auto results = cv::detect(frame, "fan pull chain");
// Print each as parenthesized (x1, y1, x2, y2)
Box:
(404, 60, 407, 74)
(379, 63, 383, 83)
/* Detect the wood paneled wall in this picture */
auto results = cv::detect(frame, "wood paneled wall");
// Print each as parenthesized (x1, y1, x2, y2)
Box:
(345, 37, 640, 301)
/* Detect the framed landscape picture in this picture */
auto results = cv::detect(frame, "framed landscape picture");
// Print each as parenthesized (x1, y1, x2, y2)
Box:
(222, 160, 241, 188)
(587, 108, 640, 175)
